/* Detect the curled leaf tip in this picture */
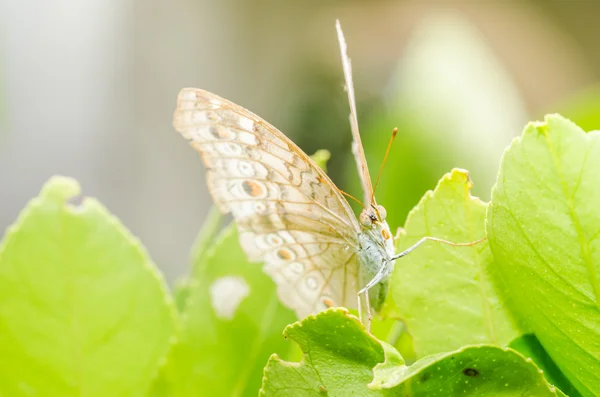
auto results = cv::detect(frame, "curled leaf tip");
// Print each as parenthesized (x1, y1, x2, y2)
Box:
(448, 168, 472, 187)
(40, 175, 81, 203)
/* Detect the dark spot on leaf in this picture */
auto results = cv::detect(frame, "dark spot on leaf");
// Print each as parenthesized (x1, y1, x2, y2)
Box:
(66, 194, 85, 208)
(462, 368, 479, 377)
(420, 372, 431, 382)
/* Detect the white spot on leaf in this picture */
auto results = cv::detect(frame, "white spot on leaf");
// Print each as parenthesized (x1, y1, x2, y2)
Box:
(209, 276, 250, 320)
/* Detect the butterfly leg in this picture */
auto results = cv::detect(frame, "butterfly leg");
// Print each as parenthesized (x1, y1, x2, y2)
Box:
(360, 261, 392, 296)
(358, 264, 390, 332)
(365, 288, 372, 331)
(357, 293, 363, 324)
(391, 236, 486, 260)
(356, 289, 373, 332)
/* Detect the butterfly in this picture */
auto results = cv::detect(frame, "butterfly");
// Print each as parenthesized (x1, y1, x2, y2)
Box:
(173, 20, 481, 328)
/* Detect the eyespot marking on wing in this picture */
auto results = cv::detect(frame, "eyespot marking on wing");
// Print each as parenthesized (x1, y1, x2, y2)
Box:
(305, 275, 319, 290)
(241, 180, 265, 198)
(276, 248, 295, 261)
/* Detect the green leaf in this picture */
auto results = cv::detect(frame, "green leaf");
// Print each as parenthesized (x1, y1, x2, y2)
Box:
(487, 114, 600, 397)
(371, 344, 560, 396)
(159, 224, 298, 396)
(172, 205, 223, 313)
(260, 308, 389, 396)
(172, 277, 191, 313)
(0, 176, 177, 397)
(310, 149, 331, 173)
(390, 169, 521, 358)
(189, 205, 223, 274)
(260, 308, 559, 396)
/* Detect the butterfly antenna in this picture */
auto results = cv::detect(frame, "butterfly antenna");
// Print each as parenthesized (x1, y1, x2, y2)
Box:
(338, 188, 366, 210)
(372, 127, 398, 201)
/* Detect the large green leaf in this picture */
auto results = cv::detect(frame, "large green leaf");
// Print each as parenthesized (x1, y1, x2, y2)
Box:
(260, 308, 560, 396)
(0, 177, 177, 397)
(260, 309, 390, 397)
(487, 114, 600, 397)
(158, 224, 298, 396)
(390, 169, 520, 358)
(371, 343, 560, 396)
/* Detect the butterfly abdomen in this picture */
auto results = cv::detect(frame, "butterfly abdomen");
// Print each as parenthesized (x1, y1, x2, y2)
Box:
(357, 230, 395, 312)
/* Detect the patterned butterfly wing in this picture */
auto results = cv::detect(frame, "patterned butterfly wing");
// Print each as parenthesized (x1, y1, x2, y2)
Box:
(173, 88, 362, 318)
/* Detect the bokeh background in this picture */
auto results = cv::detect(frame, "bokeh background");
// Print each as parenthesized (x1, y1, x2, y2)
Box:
(1, 1, 599, 282)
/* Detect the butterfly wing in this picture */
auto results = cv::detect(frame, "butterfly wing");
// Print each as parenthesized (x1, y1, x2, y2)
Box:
(174, 88, 361, 318)
(336, 20, 374, 208)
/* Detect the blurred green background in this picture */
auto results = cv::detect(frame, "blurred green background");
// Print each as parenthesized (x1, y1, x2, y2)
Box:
(1, 1, 599, 282)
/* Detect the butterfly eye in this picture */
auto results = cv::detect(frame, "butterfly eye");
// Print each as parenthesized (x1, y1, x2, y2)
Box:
(376, 205, 387, 221)
(359, 211, 372, 227)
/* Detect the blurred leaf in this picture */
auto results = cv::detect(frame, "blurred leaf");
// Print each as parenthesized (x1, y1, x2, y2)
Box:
(173, 206, 223, 313)
(390, 169, 521, 358)
(487, 114, 600, 397)
(554, 85, 600, 132)
(172, 278, 191, 313)
(189, 205, 223, 272)
(260, 309, 559, 396)
(371, 344, 560, 396)
(310, 149, 331, 172)
(0, 176, 177, 397)
(509, 334, 581, 397)
(158, 224, 297, 397)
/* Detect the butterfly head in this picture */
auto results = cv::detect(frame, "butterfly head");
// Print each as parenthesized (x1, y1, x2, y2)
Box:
(359, 204, 393, 241)
(359, 204, 386, 225)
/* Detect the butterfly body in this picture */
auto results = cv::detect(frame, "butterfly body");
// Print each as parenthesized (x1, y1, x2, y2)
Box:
(175, 86, 403, 319)
(356, 206, 396, 311)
